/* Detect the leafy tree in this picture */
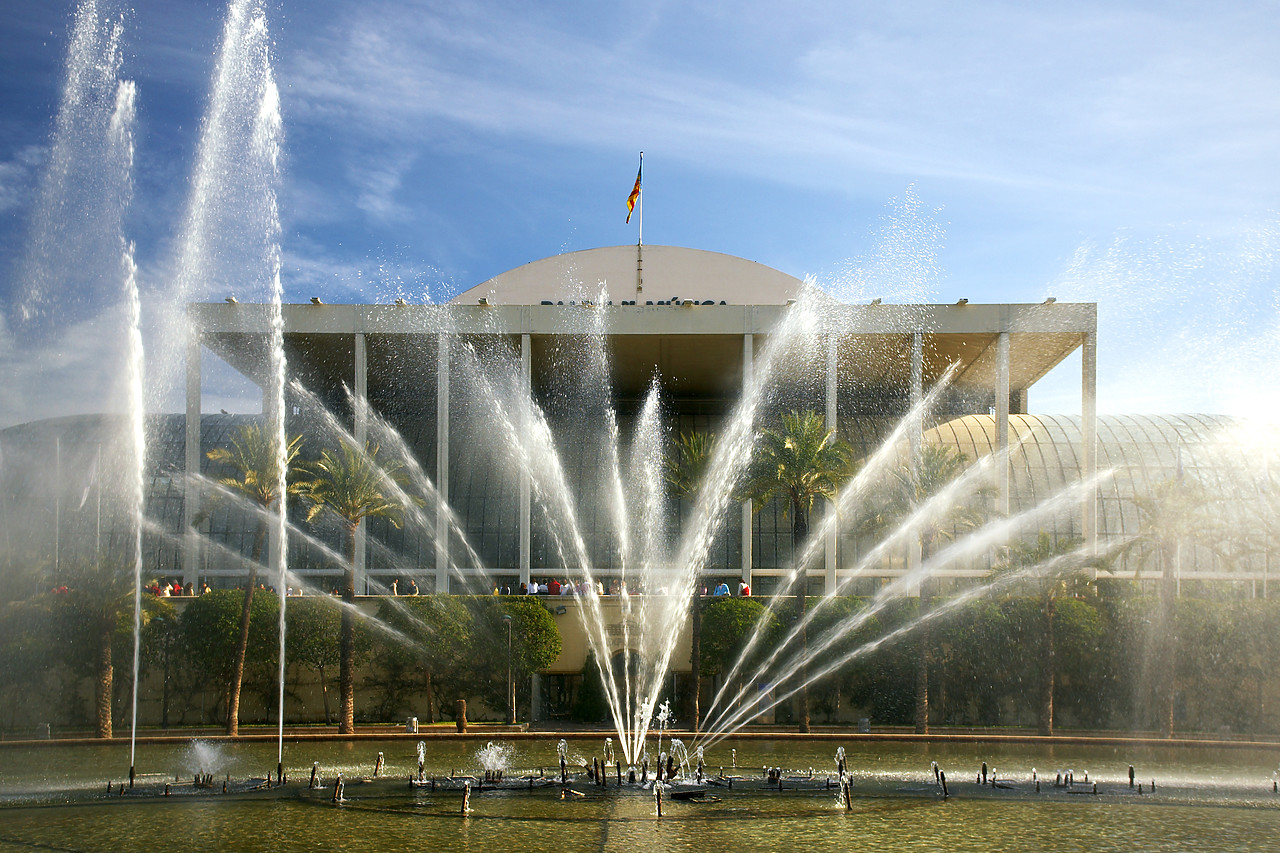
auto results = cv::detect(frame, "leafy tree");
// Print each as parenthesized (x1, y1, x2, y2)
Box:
(371, 595, 473, 723)
(205, 423, 303, 736)
(571, 650, 610, 722)
(284, 596, 346, 724)
(470, 597, 562, 721)
(993, 531, 1097, 734)
(934, 598, 1012, 725)
(738, 410, 853, 732)
(863, 441, 987, 733)
(179, 589, 279, 727)
(804, 596, 881, 723)
(664, 429, 716, 731)
(0, 598, 58, 732)
(699, 597, 782, 724)
(141, 610, 182, 729)
(664, 431, 716, 501)
(300, 442, 407, 733)
(1046, 597, 1109, 728)
(842, 598, 918, 725)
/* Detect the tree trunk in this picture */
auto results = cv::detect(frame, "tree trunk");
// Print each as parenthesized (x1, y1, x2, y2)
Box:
(96, 625, 113, 738)
(914, 575, 931, 734)
(424, 671, 436, 724)
(226, 522, 265, 737)
(794, 504, 810, 734)
(1040, 599, 1055, 736)
(1158, 543, 1177, 737)
(690, 590, 701, 733)
(914, 628, 930, 734)
(339, 524, 358, 734)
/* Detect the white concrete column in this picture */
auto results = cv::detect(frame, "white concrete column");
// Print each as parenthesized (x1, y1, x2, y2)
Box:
(909, 332, 923, 591)
(436, 333, 450, 594)
(996, 331, 1011, 517)
(519, 333, 532, 587)
(741, 334, 754, 585)
(354, 333, 368, 592)
(824, 335, 838, 594)
(1082, 330, 1098, 558)
(910, 333, 924, 438)
(183, 332, 202, 586)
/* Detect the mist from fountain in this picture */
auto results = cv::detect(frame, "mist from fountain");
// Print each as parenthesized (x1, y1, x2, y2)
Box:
(165, 0, 288, 761)
(617, 301, 826, 762)
(8, 7, 1278, 834)
(115, 85, 145, 777)
(342, 388, 491, 589)
(17, 0, 149, 766)
(698, 472, 1119, 743)
(699, 360, 964, 726)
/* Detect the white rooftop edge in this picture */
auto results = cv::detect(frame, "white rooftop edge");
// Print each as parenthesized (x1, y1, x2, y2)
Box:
(450, 245, 805, 306)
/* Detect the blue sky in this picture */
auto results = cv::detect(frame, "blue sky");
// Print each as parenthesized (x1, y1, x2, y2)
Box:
(1, 0, 1278, 425)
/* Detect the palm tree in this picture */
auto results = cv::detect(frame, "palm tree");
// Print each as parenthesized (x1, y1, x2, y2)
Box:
(864, 442, 987, 733)
(664, 430, 716, 732)
(300, 442, 407, 734)
(739, 410, 853, 733)
(993, 531, 1096, 735)
(206, 423, 303, 737)
(48, 562, 169, 738)
(664, 431, 716, 501)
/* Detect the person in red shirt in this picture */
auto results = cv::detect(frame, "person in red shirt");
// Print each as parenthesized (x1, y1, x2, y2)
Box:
(738, 578, 751, 596)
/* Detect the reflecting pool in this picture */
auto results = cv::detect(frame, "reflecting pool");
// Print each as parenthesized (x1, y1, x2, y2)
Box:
(2, 738, 1277, 852)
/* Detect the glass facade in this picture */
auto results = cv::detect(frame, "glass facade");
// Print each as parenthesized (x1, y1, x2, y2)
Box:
(4, 410, 1269, 593)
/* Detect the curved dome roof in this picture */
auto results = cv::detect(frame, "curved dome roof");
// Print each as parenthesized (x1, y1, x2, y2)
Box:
(450, 245, 805, 306)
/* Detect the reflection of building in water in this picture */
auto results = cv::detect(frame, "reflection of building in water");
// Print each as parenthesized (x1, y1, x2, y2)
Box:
(2, 246, 1272, 601)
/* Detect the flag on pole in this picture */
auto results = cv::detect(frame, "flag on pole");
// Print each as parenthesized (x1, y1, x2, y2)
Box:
(626, 155, 642, 223)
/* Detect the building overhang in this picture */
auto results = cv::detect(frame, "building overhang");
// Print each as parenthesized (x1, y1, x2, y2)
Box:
(190, 299, 1095, 404)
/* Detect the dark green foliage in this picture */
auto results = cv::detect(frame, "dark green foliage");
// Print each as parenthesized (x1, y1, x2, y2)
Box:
(284, 596, 344, 675)
(180, 590, 280, 678)
(841, 599, 918, 725)
(1048, 597, 1110, 727)
(934, 599, 1012, 725)
(368, 595, 472, 722)
(469, 597, 563, 719)
(805, 596, 881, 722)
(481, 597, 563, 672)
(284, 596, 352, 724)
(571, 650, 610, 722)
(1167, 598, 1280, 734)
(0, 598, 61, 730)
(699, 597, 780, 676)
(179, 589, 279, 724)
(45, 562, 171, 736)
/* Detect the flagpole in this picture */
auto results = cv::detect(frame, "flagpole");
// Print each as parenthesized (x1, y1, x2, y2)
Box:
(637, 151, 643, 249)
(635, 152, 644, 297)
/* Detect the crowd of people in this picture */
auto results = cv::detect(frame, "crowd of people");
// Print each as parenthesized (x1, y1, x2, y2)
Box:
(145, 580, 210, 597)
(138, 575, 754, 598)
(490, 577, 752, 597)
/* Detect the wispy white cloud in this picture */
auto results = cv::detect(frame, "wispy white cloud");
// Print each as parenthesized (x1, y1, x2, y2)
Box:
(0, 146, 44, 214)
(1048, 215, 1280, 418)
(279, 0, 1280, 216)
(0, 302, 132, 428)
(349, 152, 415, 222)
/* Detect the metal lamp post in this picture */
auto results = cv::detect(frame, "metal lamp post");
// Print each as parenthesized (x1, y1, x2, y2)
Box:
(501, 614, 514, 725)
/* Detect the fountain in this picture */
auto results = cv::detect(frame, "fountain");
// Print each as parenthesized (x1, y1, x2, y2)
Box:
(2, 0, 1280, 849)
